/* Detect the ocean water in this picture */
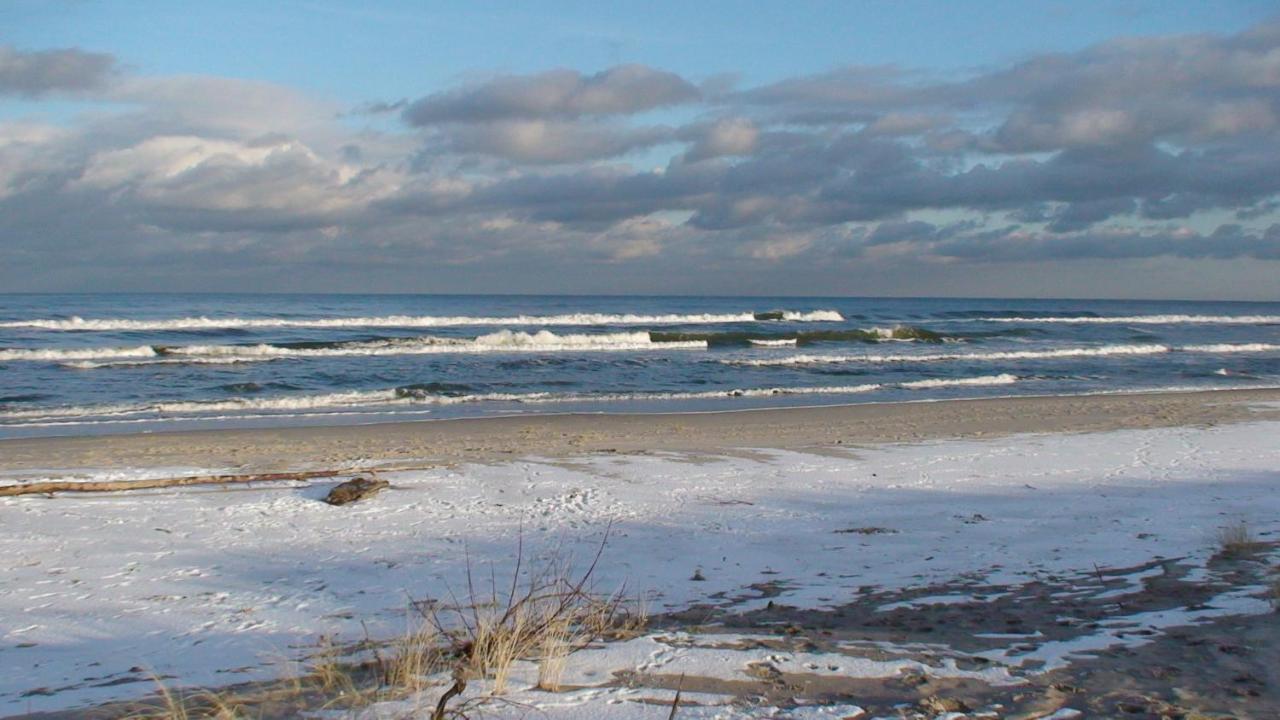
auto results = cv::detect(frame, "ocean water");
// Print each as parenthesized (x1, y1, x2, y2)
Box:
(1, 294, 1278, 438)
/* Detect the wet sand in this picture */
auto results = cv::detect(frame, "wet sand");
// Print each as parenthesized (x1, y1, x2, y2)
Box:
(3, 388, 1280, 478)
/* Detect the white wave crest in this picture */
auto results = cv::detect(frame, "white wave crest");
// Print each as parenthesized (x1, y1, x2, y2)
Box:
(0, 309, 845, 332)
(898, 374, 1019, 389)
(11, 331, 706, 367)
(0, 345, 158, 362)
(1179, 343, 1280, 353)
(782, 310, 844, 322)
(0, 391, 409, 421)
(982, 315, 1280, 325)
(733, 344, 1174, 367)
(62, 357, 265, 369)
(748, 339, 798, 347)
(730, 342, 1279, 367)
(162, 330, 705, 357)
(0, 374, 1022, 424)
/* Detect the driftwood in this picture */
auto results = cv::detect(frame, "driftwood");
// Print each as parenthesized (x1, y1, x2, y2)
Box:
(323, 476, 390, 505)
(0, 468, 354, 498)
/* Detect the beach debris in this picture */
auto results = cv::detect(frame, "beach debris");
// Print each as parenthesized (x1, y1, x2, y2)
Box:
(324, 476, 389, 505)
(835, 526, 898, 535)
(0, 468, 373, 497)
(920, 695, 971, 714)
(690, 568, 706, 581)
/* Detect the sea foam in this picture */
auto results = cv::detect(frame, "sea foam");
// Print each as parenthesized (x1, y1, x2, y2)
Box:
(0, 309, 844, 332)
(981, 314, 1280, 325)
(20, 331, 707, 368)
(0, 374, 1022, 424)
(729, 343, 1279, 367)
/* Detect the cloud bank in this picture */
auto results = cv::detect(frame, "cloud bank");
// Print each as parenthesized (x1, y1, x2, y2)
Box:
(1, 22, 1278, 297)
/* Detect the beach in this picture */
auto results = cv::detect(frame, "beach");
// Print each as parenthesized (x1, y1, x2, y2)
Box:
(3, 388, 1279, 718)
(7, 3, 1280, 717)
(4, 387, 1279, 478)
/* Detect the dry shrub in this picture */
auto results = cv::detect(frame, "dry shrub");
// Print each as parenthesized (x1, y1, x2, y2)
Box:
(120, 528, 645, 719)
(1217, 520, 1260, 556)
(381, 618, 449, 696)
(536, 621, 574, 692)
(411, 525, 647, 716)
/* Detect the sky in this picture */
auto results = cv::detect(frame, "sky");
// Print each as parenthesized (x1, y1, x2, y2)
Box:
(1, 1, 1278, 299)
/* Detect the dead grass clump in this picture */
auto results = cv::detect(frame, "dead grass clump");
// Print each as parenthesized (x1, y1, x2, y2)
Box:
(407, 527, 647, 716)
(121, 678, 249, 720)
(1216, 520, 1261, 557)
(380, 619, 449, 696)
(122, 530, 646, 719)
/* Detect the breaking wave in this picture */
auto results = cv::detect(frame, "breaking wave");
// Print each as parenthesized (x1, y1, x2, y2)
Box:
(0, 345, 159, 362)
(978, 314, 1280, 325)
(1179, 343, 1280, 353)
(898, 374, 1019, 389)
(5, 326, 960, 368)
(4, 331, 706, 368)
(0, 374, 1022, 424)
(650, 325, 948, 347)
(729, 343, 1280, 367)
(751, 310, 845, 322)
(0, 309, 844, 332)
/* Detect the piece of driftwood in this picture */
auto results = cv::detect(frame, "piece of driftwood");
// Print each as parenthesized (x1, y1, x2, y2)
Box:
(0, 469, 350, 498)
(323, 476, 389, 505)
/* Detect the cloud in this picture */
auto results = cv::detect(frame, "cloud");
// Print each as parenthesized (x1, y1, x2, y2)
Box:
(72, 135, 399, 231)
(3, 21, 1280, 296)
(863, 220, 941, 246)
(436, 120, 675, 164)
(681, 118, 760, 161)
(0, 46, 116, 96)
(105, 75, 342, 140)
(973, 26, 1280, 151)
(402, 64, 699, 124)
(930, 224, 1280, 262)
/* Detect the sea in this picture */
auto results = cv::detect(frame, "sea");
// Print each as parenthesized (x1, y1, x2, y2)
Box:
(1, 294, 1278, 438)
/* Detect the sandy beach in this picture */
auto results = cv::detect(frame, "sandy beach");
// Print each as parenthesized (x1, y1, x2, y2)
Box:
(3, 388, 1280, 719)
(4, 387, 1280, 479)
(7, 3, 1280, 717)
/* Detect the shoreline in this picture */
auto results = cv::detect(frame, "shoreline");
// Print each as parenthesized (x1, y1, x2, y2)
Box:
(3, 386, 1280, 476)
(4, 388, 1280, 716)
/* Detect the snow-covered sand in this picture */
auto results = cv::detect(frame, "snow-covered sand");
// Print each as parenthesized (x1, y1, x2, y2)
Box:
(2, 404, 1278, 716)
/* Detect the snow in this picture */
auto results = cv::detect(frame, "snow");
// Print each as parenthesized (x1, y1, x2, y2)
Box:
(979, 585, 1274, 672)
(357, 693, 868, 720)
(2, 420, 1279, 714)
(0, 464, 230, 486)
(554, 633, 1016, 685)
(876, 593, 1007, 612)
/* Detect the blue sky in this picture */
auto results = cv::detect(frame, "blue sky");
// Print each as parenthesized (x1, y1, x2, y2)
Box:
(1, 2, 1279, 298)
(5, 1, 1272, 103)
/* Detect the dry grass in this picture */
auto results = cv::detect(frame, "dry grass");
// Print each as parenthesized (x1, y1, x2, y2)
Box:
(112, 530, 646, 720)
(368, 527, 648, 717)
(536, 621, 573, 692)
(121, 677, 250, 720)
(413, 527, 645, 710)
(1216, 520, 1261, 557)
(380, 618, 449, 696)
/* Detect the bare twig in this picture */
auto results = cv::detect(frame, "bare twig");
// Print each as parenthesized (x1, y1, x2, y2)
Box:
(668, 673, 685, 720)
(432, 677, 467, 720)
